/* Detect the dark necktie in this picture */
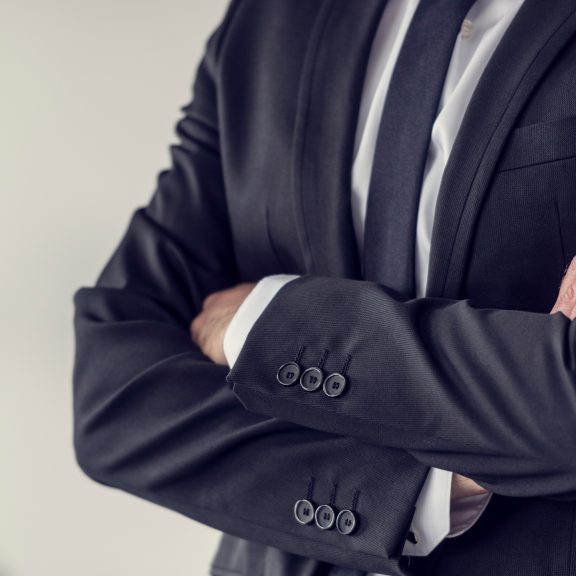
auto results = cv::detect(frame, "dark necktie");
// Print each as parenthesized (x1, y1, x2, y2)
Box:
(362, 0, 477, 297)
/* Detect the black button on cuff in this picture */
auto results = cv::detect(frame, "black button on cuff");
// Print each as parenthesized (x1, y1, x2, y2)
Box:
(300, 367, 324, 392)
(336, 509, 357, 535)
(323, 373, 347, 397)
(294, 499, 315, 525)
(277, 362, 301, 386)
(314, 504, 336, 530)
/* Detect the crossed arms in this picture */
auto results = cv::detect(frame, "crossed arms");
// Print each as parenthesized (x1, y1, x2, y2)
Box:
(71, 6, 576, 575)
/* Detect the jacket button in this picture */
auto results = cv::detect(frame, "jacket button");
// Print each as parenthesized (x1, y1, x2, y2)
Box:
(300, 367, 324, 392)
(314, 504, 336, 530)
(294, 499, 315, 525)
(277, 362, 301, 386)
(323, 373, 347, 397)
(336, 509, 357, 535)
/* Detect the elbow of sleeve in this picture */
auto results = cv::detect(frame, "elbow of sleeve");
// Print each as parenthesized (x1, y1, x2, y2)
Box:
(72, 389, 113, 488)
(72, 386, 160, 496)
(71, 340, 136, 492)
(72, 313, 117, 486)
(71, 355, 158, 494)
(73, 425, 104, 485)
(73, 419, 108, 489)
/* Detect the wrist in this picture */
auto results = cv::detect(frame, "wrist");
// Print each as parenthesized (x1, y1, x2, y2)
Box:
(223, 274, 300, 366)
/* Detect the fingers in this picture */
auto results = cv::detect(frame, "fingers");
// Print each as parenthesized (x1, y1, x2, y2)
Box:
(551, 255, 576, 319)
(191, 282, 257, 365)
(190, 313, 206, 347)
(451, 473, 489, 501)
(202, 290, 223, 310)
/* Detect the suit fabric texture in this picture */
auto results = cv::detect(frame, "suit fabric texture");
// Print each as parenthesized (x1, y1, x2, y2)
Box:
(72, 0, 576, 575)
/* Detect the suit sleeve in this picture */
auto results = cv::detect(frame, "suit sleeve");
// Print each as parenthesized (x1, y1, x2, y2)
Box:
(71, 4, 437, 573)
(227, 274, 576, 500)
(224, 274, 475, 556)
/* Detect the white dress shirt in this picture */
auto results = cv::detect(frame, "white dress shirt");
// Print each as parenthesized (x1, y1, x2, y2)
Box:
(223, 0, 525, 571)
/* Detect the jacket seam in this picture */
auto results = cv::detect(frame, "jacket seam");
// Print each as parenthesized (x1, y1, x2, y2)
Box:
(497, 151, 576, 173)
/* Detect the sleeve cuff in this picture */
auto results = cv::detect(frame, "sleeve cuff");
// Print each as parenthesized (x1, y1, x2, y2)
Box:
(402, 467, 452, 557)
(402, 468, 494, 557)
(223, 274, 301, 367)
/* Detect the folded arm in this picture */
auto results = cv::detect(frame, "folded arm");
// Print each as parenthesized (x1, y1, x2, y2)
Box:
(219, 274, 491, 551)
(227, 273, 576, 500)
(71, 5, 440, 573)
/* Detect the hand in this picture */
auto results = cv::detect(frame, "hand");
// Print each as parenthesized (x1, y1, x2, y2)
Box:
(451, 473, 489, 500)
(190, 282, 257, 365)
(551, 255, 576, 319)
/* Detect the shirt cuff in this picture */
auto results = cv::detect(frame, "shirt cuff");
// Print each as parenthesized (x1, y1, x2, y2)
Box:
(402, 467, 452, 556)
(223, 274, 301, 367)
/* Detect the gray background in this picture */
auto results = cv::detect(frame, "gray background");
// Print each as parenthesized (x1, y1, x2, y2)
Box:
(1, 1, 231, 574)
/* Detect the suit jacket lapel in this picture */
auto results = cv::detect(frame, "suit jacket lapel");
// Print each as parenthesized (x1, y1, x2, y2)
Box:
(426, 0, 576, 299)
(294, 0, 576, 293)
(292, 0, 388, 279)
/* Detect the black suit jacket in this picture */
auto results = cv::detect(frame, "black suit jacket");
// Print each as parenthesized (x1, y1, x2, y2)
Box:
(72, 1, 576, 575)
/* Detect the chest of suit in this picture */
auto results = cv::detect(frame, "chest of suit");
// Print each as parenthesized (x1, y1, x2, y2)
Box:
(209, 2, 576, 574)
(217, 0, 576, 317)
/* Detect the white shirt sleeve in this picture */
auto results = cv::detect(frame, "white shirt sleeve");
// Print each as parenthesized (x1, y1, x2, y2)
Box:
(403, 468, 493, 557)
(223, 274, 492, 557)
(402, 468, 452, 556)
(223, 274, 301, 367)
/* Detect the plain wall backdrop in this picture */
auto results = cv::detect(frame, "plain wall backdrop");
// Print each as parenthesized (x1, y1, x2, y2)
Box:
(1, 1, 231, 574)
